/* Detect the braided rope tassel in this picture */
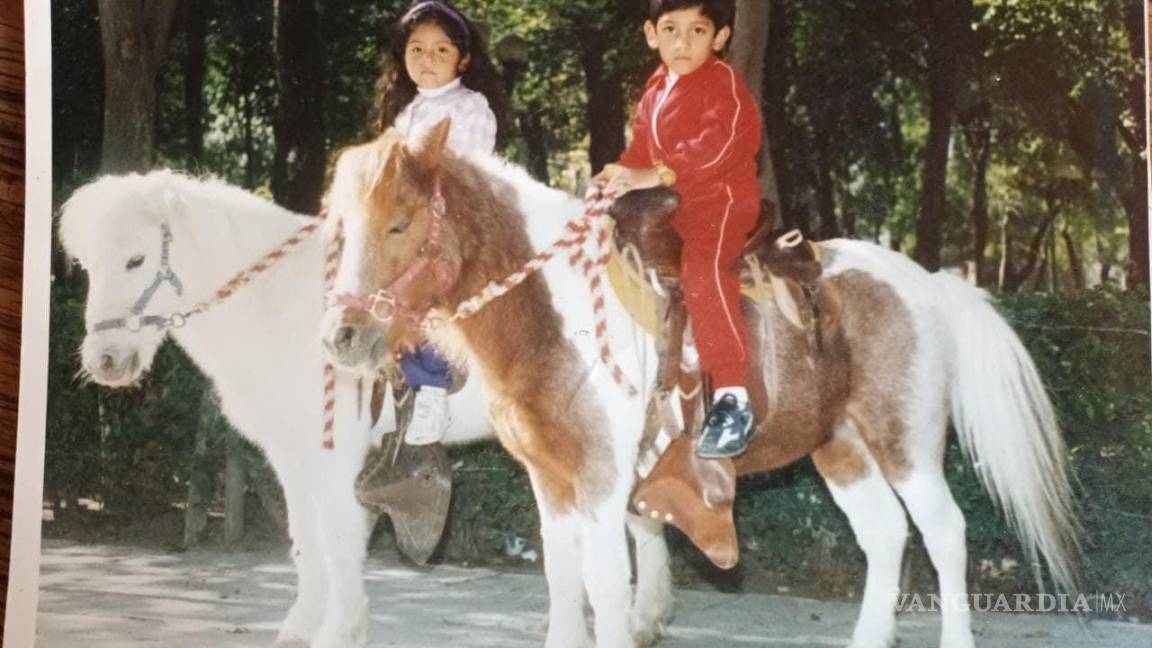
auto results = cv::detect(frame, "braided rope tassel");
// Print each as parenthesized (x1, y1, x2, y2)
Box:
(578, 188, 637, 396)
(321, 218, 344, 450)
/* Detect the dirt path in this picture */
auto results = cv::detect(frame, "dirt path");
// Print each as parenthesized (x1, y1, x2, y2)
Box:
(36, 540, 1151, 647)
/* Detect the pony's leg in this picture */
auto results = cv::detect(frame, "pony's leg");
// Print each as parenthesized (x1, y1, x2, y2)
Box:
(310, 384, 376, 648)
(581, 492, 635, 647)
(528, 466, 593, 648)
(889, 466, 974, 648)
(627, 515, 673, 648)
(812, 422, 907, 648)
(272, 458, 328, 646)
(537, 503, 593, 648)
(310, 457, 375, 648)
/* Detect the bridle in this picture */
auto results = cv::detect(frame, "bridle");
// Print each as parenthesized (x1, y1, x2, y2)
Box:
(90, 217, 326, 334)
(91, 224, 188, 333)
(327, 176, 456, 326)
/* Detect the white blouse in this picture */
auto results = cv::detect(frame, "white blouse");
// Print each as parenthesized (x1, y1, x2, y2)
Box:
(393, 78, 498, 157)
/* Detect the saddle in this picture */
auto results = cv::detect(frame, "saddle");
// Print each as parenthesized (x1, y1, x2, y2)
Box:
(608, 187, 834, 569)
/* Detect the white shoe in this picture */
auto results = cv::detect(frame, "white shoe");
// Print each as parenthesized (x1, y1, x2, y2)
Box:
(406, 387, 450, 445)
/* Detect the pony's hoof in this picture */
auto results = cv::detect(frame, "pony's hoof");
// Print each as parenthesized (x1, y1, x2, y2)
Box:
(631, 620, 667, 648)
(630, 601, 673, 647)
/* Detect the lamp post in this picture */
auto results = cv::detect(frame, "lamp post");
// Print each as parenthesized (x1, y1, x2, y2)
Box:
(494, 34, 549, 182)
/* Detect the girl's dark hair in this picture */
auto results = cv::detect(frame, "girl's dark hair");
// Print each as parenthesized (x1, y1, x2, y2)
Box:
(648, 0, 735, 31)
(373, 1, 510, 148)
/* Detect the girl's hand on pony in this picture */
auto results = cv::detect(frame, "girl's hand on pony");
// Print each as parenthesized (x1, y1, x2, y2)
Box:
(596, 164, 661, 196)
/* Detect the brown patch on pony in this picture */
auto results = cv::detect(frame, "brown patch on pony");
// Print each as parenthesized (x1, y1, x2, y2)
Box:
(810, 423, 872, 488)
(340, 127, 616, 515)
(732, 288, 853, 476)
(824, 270, 916, 480)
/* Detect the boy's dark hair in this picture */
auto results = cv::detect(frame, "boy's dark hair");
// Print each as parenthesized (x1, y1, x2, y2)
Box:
(648, 0, 736, 31)
(373, 1, 510, 147)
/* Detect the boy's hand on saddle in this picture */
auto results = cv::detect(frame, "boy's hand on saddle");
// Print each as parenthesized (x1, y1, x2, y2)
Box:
(596, 164, 662, 196)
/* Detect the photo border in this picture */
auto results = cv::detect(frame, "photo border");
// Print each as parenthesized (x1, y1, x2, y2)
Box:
(6, 1, 51, 646)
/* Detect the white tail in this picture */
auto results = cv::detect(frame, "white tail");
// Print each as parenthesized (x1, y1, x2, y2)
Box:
(934, 273, 1080, 592)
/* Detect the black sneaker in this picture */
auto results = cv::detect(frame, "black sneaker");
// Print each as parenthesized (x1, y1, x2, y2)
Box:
(696, 394, 754, 458)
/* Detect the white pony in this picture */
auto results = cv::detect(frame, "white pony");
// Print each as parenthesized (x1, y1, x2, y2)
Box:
(58, 171, 506, 647)
(320, 127, 1076, 648)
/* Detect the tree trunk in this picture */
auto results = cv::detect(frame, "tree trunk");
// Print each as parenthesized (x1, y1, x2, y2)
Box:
(1062, 226, 1084, 290)
(912, 0, 970, 271)
(730, 0, 781, 215)
(1121, 175, 1148, 288)
(97, 0, 181, 173)
(1003, 213, 1055, 292)
(224, 429, 248, 545)
(763, 0, 792, 229)
(182, 0, 207, 166)
(183, 390, 220, 547)
(521, 104, 550, 183)
(964, 110, 991, 287)
(271, 0, 326, 214)
(577, 28, 626, 174)
(812, 132, 839, 239)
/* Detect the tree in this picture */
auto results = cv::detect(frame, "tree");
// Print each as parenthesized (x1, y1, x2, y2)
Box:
(729, 0, 780, 213)
(271, 0, 327, 213)
(96, 0, 181, 173)
(182, 0, 208, 167)
(985, 0, 1147, 287)
(912, 0, 973, 271)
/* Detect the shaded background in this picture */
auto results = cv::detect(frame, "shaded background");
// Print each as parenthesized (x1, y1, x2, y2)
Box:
(41, 0, 1152, 625)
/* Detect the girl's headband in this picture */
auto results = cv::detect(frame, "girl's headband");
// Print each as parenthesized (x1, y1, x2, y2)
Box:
(402, 1, 471, 49)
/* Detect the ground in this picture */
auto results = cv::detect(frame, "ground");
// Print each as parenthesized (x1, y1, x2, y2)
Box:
(37, 539, 1152, 648)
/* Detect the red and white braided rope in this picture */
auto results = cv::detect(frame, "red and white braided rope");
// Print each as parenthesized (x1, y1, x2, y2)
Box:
(448, 182, 637, 396)
(322, 218, 345, 449)
(207, 219, 323, 306)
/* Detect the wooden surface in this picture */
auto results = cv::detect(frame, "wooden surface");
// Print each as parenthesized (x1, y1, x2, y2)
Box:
(0, 0, 22, 640)
(0, 1, 1144, 645)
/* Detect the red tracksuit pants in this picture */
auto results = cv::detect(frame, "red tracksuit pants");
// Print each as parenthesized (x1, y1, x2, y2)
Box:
(673, 182, 761, 388)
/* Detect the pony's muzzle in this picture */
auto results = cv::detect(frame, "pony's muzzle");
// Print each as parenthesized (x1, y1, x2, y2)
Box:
(322, 319, 388, 374)
(85, 344, 142, 386)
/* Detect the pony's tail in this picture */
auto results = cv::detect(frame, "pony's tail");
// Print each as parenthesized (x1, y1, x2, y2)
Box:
(934, 272, 1081, 593)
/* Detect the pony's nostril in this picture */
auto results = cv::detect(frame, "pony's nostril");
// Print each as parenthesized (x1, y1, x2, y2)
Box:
(334, 326, 357, 352)
(100, 353, 116, 373)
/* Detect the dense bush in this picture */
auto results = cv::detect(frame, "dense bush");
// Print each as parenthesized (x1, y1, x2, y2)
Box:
(45, 284, 1150, 617)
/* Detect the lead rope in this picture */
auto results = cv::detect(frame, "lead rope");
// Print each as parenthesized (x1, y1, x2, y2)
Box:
(322, 218, 345, 449)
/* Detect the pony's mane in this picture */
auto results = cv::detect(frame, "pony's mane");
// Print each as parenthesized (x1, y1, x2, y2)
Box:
(59, 170, 301, 267)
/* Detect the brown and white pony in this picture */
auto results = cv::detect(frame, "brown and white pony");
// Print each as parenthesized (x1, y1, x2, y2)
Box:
(320, 122, 1079, 648)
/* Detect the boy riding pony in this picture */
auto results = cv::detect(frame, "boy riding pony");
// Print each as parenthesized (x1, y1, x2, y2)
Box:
(599, 0, 763, 458)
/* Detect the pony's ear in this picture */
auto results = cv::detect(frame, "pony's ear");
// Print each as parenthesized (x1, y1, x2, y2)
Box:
(412, 118, 452, 172)
(368, 145, 402, 197)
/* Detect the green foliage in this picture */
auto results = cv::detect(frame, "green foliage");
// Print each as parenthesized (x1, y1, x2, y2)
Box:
(440, 442, 538, 562)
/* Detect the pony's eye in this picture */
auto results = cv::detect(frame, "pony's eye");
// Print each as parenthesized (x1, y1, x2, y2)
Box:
(388, 223, 408, 235)
(126, 255, 145, 270)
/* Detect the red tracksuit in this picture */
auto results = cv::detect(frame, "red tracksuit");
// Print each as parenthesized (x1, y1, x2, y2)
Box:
(618, 56, 762, 388)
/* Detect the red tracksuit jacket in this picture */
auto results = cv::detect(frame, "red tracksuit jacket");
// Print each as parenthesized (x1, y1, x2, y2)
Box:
(618, 55, 763, 388)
